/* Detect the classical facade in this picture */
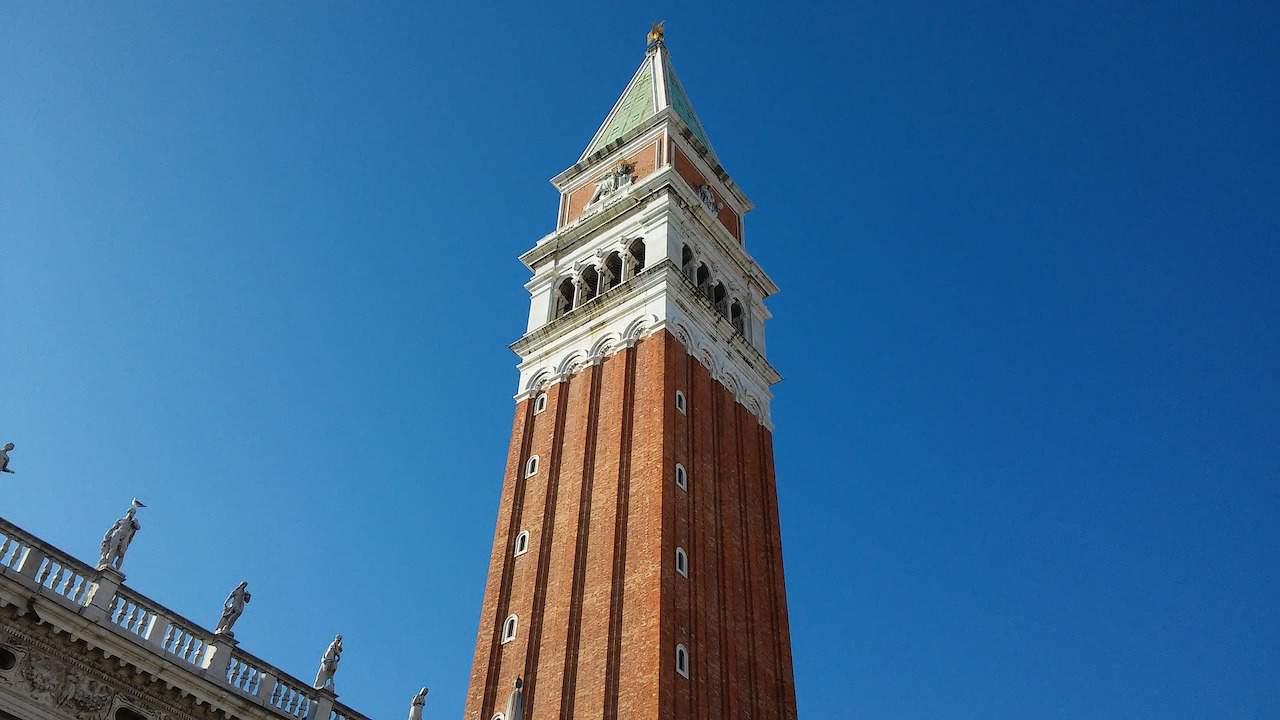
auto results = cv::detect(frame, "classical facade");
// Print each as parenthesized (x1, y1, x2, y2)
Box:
(0, 511, 395, 720)
(464, 27, 798, 720)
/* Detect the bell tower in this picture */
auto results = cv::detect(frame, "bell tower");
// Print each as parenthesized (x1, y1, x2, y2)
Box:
(464, 26, 798, 720)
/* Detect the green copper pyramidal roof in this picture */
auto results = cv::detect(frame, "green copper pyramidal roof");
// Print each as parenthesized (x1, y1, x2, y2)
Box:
(581, 42, 717, 161)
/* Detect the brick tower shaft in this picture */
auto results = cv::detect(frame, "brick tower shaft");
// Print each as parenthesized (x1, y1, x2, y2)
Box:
(465, 27, 797, 720)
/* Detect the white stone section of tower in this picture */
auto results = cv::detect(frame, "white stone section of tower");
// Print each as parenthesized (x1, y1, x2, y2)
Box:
(510, 37, 781, 427)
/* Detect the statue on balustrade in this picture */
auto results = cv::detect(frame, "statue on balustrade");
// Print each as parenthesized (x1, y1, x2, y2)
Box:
(98, 499, 145, 571)
(0, 442, 14, 473)
(214, 581, 252, 637)
(407, 687, 429, 720)
(504, 677, 524, 720)
(313, 634, 343, 691)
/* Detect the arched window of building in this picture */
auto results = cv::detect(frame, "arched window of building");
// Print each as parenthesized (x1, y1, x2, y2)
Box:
(711, 283, 728, 315)
(554, 278, 575, 319)
(675, 390, 687, 415)
(525, 455, 540, 477)
(501, 615, 518, 644)
(628, 238, 646, 275)
(695, 264, 711, 297)
(534, 393, 548, 414)
(603, 252, 623, 290)
(579, 266, 600, 304)
(729, 300, 745, 334)
(514, 531, 530, 557)
(681, 245, 695, 282)
(675, 547, 689, 577)
(675, 463, 687, 491)
(675, 644, 690, 678)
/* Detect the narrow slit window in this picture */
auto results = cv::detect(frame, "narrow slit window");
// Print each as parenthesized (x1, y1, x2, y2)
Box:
(676, 547, 688, 577)
(675, 463, 688, 491)
(534, 393, 548, 414)
(675, 391, 687, 414)
(525, 455, 540, 477)
(675, 644, 690, 678)
(501, 615, 518, 644)
(514, 531, 530, 557)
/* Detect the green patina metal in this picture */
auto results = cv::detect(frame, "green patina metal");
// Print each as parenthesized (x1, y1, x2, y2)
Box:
(664, 66, 713, 152)
(586, 59, 656, 156)
(582, 48, 718, 161)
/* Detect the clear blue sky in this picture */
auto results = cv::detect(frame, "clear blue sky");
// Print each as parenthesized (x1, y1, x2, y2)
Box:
(3, 2, 1277, 718)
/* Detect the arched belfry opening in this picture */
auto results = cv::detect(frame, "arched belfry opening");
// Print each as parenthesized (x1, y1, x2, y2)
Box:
(628, 239, 646, 276)
(604, 252, 623, 290)
(580, 266, 600, 304)
(695, 264, 711, 296)
(681, 245, 695, 281)
(554, 278, 575, 319)
(730, 300, 745, 334)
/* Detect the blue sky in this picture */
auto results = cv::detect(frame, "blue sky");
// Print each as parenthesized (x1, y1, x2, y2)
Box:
(3, 2, 1277, 718)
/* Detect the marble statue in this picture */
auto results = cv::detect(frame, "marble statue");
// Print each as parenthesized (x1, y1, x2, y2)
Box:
(0, 442, 13, 473)
(98, 499, 145, 571)
(407, 687, 428, 720)
(313, 634, 343, 691)
(589, 162, 635, 205)
(503, 677, 524, 720)
(214, 581, 251, 637)
(697, 184, 722, 213)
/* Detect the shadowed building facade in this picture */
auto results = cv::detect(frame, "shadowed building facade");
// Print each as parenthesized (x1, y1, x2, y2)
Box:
(464, 27, 798, 720)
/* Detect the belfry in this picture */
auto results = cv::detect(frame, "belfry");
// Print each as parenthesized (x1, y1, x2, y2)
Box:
(464, 26, 798, 720)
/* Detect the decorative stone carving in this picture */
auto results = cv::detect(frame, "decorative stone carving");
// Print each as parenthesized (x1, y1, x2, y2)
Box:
(61, 669, 114, 720)
(1, 442, 14, 473)
(406, 687, 428, 720)
(15, 650, 113, 720)
(312, 634, 342, 691)
(98, 500, 144, 571)
(588, 162, 635, 205)
(0, 609, 223, 720)
(213, 581, 250, 637)
(696, 184, 722, 214)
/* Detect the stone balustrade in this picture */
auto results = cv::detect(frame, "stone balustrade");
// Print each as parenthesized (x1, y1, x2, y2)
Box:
(0, 516, 373, 720)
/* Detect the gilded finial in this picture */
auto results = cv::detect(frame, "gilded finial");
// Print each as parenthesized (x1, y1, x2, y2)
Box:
(647, 21, 665, 48)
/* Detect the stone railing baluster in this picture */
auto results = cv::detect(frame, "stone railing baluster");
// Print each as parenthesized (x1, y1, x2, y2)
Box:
(1, 517, 376, 720)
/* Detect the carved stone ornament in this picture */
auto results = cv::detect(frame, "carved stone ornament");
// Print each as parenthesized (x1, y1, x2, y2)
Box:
(588, 162, 635, 206)
(0, 614, 216, 720)
(14, 650, 113, 720)
(696, 184, 722, 214)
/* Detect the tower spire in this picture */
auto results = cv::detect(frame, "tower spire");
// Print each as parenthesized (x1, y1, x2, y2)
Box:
(579, 28, 717, 162)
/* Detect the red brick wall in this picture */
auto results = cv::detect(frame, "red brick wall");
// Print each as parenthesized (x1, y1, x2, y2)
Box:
(561, 140, 661, 227)
(671, 148, 742, 242)
(464, 331, 797, 720)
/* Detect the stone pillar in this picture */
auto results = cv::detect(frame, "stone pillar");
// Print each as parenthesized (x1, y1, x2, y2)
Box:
(202, 633, 238, 684)
(257, 670, 278, 704)
(14, 546, 45, 589)
(311, 689, 336, 720)
(145, 613, 172, 652)
(81, 567, 124, 623)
